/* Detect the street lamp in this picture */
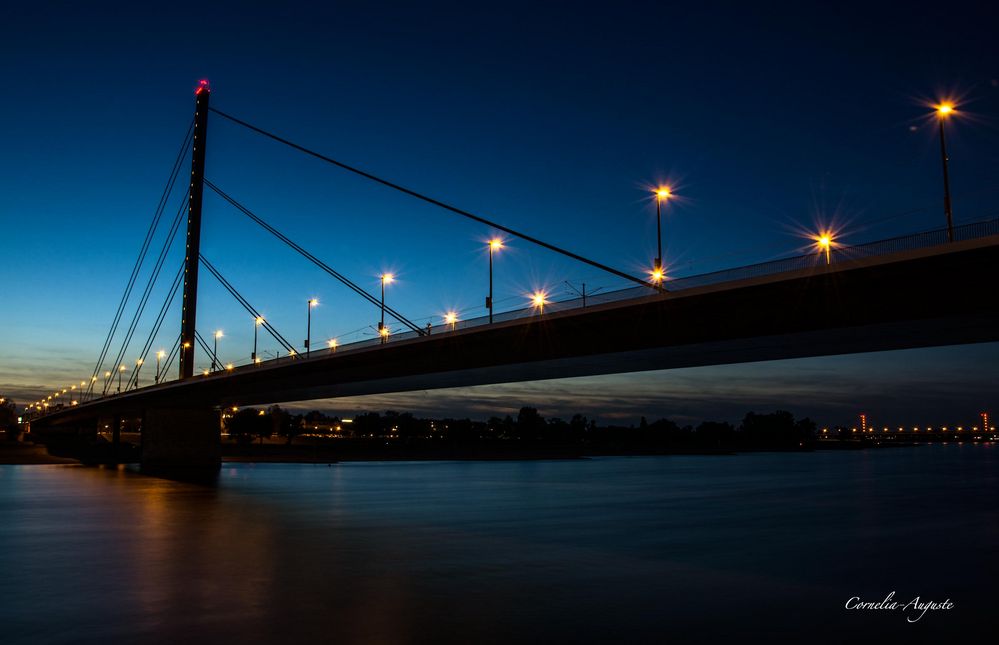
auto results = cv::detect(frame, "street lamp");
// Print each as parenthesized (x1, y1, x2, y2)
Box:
(487, 239, 502, 323)
(254, 316, 264, 362)
(531, 290, 548, 316)
(306, 299, 318, 357)
(379, 274, 393, 341)
(444, 311, 458, 332)
(815, 232, 834, 265)
(117, 364, 126, 393)
(379, 326, 391, 343)
(155, 350, 166, 383)
(135, 358, 143, 389)
(327, 338, 338, 353)
(213, 330, 223, 371)
(653, 187, 671, 274)
(649, 267, 665, 287)
(935, 102, 956, 242)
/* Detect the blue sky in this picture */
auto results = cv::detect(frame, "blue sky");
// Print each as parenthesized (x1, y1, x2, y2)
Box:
(2, 1, 997, 426)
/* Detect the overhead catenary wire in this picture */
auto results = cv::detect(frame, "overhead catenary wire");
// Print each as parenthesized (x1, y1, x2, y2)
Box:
(208, 107, 657, 291)
(204, 179, 426, 335)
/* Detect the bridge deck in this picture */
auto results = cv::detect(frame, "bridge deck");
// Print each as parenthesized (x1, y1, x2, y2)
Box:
(34, 231, 999, 426)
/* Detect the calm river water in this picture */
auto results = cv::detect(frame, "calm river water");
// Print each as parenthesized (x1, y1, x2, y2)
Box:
(1, 445, 996, 644)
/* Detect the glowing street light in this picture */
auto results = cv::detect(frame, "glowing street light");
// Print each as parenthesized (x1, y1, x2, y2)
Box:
(253, 316, 264, 362)
(327, 338, 338, 353)
(653, 187, 671, 274)
(155, 349, 166, 384)
(213, 330, 223, 371)
(117, 364, 127, 393)
(935, 102, 956, 241)
(531, 290, 549, 316)
(379, 326, 391, 342)
(649, 266, 665, 286)
(815, 232, 834, 265)
(379, 274, 393, 342)
(134, 358, 144, 389)
(306, 299, 318, 357)
(444, 311, 458, 331)
(487, 239, 503, 324)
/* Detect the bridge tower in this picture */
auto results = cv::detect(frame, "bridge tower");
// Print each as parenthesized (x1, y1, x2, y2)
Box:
(179, 80, 210, 379)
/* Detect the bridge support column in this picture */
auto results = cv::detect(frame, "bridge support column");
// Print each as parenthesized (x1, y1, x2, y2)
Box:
(141, 408, 221, 470)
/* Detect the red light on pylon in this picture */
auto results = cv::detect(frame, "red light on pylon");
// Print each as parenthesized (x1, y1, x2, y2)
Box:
(195, 79, 210, 95)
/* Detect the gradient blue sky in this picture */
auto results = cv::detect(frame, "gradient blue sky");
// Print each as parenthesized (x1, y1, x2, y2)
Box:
(2, 1, 997, 426)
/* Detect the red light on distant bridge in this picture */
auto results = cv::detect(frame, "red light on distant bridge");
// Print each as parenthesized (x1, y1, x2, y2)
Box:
(195, 79, 210, 95)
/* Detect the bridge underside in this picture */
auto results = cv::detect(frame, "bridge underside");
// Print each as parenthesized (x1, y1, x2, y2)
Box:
(33, 238, 999, 440)
(262, 315, 996, 400)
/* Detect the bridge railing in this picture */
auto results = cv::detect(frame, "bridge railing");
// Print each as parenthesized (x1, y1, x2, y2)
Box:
(305, 217, 999, 353)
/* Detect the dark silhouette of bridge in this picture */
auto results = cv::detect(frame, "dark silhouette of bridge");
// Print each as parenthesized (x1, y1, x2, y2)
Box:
(25, 82, 999, 468)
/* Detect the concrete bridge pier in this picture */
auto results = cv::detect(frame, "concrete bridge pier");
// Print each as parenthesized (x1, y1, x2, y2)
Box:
(141, 408, 221, 470)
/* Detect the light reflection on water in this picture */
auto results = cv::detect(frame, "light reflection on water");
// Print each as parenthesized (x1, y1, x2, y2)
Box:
(0, 445, 995, 644)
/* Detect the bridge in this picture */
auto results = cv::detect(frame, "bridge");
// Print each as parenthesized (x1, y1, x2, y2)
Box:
(25, 82, 999, 468)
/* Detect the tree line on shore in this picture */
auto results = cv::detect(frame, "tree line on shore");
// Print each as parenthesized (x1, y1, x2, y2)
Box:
(227, 406, 817, 450)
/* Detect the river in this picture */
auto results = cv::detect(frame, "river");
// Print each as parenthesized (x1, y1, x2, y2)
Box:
(1, 445, 995, 643)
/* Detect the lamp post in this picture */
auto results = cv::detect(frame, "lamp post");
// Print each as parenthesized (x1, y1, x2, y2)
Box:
(816, 233, 833, 265)
(134, 358, 143, 389)
(117, 365, 126, 393)
(327, 338, 338, 353)
(379, 274, 393, 342)
(155, 350, 166, 383)
(306, 300, 317, 357)
(104, 370, 112, 396)
(487, 240, 502, 323)
(935, 103, 956, 242)
(653, 188, 671, 273)
(445, 311, 458, 332)
(253, 316, 264, 362)
(531, 290, 548, 316)
(213, 330, 223, 371)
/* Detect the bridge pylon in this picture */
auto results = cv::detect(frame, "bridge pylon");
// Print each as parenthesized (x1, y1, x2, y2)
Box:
(179, 80, 210, 379)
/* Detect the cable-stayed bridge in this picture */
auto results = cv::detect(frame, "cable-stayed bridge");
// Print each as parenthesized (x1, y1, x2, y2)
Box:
(25, 82, 999, 468)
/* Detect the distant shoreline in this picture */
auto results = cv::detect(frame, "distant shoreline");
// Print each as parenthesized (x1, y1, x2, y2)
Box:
(1, 438, 930, 466)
